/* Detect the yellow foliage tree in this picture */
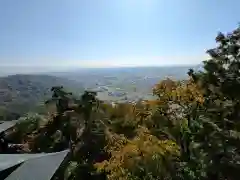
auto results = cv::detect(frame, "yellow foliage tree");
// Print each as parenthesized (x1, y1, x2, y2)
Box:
(95, 127, 180, 180)
(93, 78, 204, 179)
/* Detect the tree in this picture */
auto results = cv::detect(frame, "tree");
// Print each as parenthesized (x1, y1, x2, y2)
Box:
(188, 26, 240, 179)
(95, 127, 179, 180)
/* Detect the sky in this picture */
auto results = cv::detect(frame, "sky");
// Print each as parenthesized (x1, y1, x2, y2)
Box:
(0, 0, 239, 69)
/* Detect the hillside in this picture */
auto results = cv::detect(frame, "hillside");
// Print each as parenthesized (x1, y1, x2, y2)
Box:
(0, 74, 84, 120)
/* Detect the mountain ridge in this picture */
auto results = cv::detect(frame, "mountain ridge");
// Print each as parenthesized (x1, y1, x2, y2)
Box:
(0, 74, 84, 120)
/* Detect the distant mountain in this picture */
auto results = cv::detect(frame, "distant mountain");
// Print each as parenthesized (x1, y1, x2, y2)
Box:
(0, 66, 203, 119)
(0, 74, 84, 119)
(55, 65, 202, 81)
(53, 65, 202, 102)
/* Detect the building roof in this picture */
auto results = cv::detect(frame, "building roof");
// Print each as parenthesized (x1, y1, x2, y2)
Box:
(0, 121, 18, 134)
(0, 153, 45, 172)
(0, 150, 69, 180)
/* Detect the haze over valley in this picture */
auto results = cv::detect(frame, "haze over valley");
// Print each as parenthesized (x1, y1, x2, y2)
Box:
(0, 65, 203, 118)
(55, 65, 202, 102)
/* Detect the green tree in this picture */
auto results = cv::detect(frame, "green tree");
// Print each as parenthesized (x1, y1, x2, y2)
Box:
(189, 26, 240, 180)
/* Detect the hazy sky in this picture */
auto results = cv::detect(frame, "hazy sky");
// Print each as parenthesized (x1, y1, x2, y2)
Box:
(0, 0, 239, 68)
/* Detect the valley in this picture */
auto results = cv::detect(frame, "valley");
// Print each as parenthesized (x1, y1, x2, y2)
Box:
(0, 65, 200, 120)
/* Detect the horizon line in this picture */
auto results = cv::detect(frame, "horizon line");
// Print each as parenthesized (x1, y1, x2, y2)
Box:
(0, 63, 201, 68)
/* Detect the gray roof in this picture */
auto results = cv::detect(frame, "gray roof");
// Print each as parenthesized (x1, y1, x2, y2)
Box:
(0, 121, 18, 134)
(0, 153, 45, 172)
(1, 150, 69, 180)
